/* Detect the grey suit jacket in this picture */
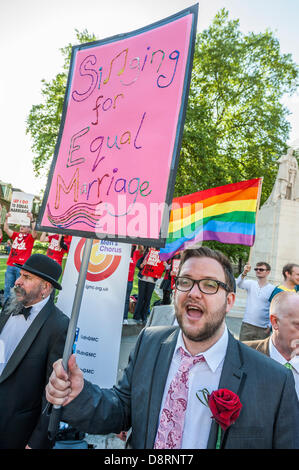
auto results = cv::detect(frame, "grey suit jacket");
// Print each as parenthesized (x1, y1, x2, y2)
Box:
(62, 326, 299, 449)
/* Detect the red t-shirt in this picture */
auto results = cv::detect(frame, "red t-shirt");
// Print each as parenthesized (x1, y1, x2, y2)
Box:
(63, 235, 72, 252)
(46, 234, 67, 265)
(7, 232, 35, 266)
(127, 249, 142, 282)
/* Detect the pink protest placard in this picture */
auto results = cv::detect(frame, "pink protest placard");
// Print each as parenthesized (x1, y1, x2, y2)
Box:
(38, 5, 198, 246)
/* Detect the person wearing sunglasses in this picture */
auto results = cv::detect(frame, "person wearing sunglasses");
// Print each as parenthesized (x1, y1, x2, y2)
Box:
(236, 262, 275, 342)
(46, 247, 298, 449)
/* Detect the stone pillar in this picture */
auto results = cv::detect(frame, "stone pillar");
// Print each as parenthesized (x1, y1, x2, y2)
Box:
(249, 198, 299, 285)
(230, 145, 299, 320)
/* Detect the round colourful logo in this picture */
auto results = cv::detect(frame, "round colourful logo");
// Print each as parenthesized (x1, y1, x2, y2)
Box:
(74, 239, 121, 282)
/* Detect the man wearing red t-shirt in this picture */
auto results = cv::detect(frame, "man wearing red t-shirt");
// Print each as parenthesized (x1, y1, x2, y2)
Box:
(3, 211, 37, 301)
(39, 233, 71, 266)
(122, 245, 143, 324)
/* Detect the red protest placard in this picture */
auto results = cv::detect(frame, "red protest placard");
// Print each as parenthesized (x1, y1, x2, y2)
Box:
(141, 248, 165, 278)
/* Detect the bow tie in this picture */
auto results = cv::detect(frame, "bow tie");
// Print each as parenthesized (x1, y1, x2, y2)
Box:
(12, 306, 32, 320)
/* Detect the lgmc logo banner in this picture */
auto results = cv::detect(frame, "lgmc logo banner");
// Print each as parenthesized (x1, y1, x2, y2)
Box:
(74, 238, 122, 282)
(57, 237, 131, 388)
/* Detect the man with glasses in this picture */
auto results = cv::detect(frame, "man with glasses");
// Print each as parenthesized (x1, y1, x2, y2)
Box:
(45, 247, 298, 449)
(236, 262, 275, 341)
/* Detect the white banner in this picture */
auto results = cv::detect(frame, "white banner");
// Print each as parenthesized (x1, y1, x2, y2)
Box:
(8, 191, 34, 225)
(57, 237, 130, 388)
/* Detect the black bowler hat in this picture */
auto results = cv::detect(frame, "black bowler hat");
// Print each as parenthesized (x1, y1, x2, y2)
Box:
(14, 253, 62, 290)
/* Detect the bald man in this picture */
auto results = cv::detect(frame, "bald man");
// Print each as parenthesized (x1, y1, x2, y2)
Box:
(244, 291, 299, 399)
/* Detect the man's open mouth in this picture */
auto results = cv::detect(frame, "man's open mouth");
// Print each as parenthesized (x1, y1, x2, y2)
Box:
(185, 303, 204, 320)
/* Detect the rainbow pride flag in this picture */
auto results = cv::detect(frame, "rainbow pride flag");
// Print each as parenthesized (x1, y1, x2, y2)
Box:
(159, 178, 262, 261)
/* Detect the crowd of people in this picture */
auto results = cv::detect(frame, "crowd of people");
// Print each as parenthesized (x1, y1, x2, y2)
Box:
(0, 207, 71, 304)
(0, 205, 298, 449)
(122, 245, 181, 325)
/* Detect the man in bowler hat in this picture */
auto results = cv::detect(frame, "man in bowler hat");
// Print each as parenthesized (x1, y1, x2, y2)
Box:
(0, 253, 69, 449)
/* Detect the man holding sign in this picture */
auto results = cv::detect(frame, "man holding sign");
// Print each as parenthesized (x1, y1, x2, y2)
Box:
(46, 247, 299, 449)
(3, 211, 38, 302)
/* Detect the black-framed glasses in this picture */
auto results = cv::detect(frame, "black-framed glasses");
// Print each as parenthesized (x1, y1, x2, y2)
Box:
(175, 276, 229, 295)
(254, 268, 268, 272)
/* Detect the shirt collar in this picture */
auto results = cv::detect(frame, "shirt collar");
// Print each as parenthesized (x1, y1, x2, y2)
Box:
(176, 325, 228, 373)
(269, 336, 299, 373)
(27, 296, 50, 316)
(291, 356, 299, 373)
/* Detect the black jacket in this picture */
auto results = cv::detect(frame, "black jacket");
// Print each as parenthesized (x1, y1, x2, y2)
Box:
(0, 299, 69, 449)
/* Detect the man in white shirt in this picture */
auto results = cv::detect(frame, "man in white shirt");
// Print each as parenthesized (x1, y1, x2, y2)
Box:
(236, 261, 275, 341)
(244, 291, 299, 399)
(45, 246, 299, 449)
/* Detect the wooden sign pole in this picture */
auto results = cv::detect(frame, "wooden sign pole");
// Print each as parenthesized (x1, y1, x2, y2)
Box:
(48, 238, 93, 441)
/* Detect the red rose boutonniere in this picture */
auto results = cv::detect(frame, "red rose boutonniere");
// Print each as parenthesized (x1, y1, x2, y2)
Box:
(197, 388, 242, 449)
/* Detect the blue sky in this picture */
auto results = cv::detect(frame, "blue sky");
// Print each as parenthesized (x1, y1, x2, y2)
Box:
(0, 0, 298, 195)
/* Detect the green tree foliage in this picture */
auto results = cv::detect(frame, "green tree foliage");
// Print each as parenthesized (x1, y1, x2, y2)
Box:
(176, 9, 298, 263)
(26, 29, 97, 178)
(177, 9, 298, 206)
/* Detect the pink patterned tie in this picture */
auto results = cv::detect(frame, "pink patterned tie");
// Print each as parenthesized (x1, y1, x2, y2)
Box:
(154, 347, 205, 449)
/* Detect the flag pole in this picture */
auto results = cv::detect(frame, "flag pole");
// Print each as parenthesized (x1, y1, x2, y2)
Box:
(48, 237, 93, 441)
(247, 177, 263, 266)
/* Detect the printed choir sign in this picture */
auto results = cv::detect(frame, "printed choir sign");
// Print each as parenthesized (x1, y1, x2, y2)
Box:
(141, 248, 165, 278)
(37, 5, 198, 246)
(56, 237, 131, 387)
(8, 191, 34, 226)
